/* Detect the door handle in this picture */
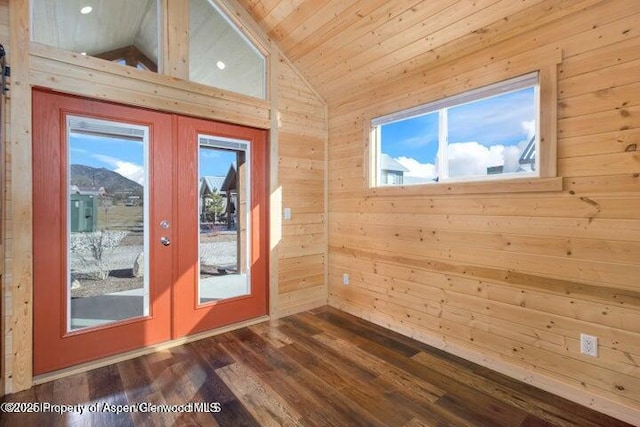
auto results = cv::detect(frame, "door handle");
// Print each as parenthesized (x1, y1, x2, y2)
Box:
(160, 236, 171, 246)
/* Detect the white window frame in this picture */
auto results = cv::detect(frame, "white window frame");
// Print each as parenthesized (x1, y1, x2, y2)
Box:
(371, 72, 542, 187)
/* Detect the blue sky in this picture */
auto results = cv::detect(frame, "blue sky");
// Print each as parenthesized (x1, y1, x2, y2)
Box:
(70, 133, 236, 184)
(380, 87, 536, 177)
(199, 147, 236, 177)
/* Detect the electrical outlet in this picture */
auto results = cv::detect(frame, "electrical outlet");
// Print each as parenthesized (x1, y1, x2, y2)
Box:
(283, 207, 292, 220)
(580, 333, 598, 357)
(342, 273, 349, 285)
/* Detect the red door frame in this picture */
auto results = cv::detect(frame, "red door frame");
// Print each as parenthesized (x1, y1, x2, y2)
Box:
(33, 90, 269, 374)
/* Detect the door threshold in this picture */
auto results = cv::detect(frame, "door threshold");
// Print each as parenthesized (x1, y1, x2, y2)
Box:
(33, 315, 270, 386)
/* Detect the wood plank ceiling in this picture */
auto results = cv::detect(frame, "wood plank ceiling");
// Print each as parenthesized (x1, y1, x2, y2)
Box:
(238, 0, 592, 105)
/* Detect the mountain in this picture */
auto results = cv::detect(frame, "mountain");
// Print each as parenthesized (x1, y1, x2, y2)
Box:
(70, 164, 143, 196)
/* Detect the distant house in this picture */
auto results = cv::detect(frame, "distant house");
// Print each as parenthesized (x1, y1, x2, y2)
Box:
(380, 153, 409, 185)
(69, 185, 113, 208)
(487, 165, 504, 175)
(199, 175, 226, 222)
(486, 135, 536, 175)
(70, 185, 108, 197)
(220, 162, 238, 230)
(199, 165, 238, 229)
(124, 195, 140, 206)
(199, 176, 226, 199)
(518, 135, 536, 172)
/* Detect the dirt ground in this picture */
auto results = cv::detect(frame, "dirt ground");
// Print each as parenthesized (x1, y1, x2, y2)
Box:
(71, 232, 236, 298)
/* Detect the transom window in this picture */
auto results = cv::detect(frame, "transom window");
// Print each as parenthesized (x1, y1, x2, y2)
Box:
(189, 0, 266, 99)
(32, 0, 160, 73)
(31, 0, 267, 99)
(372, 72, 539, 186)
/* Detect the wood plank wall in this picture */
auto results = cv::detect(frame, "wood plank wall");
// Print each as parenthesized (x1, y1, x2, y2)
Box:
(327, 1, 640, 423)
(274, 52, 328, 317)
(0, 0, 326, 394)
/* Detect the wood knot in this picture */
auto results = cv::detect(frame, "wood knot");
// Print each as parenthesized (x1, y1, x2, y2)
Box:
(580, 197, 600, 209)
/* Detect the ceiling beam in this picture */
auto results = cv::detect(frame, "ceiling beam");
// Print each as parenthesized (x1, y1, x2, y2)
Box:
(94, 45, 157, 72)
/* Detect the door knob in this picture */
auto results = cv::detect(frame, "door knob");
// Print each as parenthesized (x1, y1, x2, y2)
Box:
(160, 236, 171, 246)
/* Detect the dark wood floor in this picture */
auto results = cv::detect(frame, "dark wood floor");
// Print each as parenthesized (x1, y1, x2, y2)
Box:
(1, 307, 632, 426)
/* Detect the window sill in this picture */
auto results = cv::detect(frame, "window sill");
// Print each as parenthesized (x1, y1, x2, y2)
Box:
(367, 176, 563, 197)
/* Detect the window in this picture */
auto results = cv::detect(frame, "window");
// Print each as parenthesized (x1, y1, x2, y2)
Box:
(32, 0, 160, 73)
(372, 72, 539, 186)
(189, 0, 266, 99)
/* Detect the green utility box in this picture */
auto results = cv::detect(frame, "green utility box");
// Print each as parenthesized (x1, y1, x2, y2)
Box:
(70, 194, 98, 232)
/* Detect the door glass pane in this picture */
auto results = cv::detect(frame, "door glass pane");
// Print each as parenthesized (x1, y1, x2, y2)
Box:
(67, 116, 149, 331)
(198, 136, 250, 304)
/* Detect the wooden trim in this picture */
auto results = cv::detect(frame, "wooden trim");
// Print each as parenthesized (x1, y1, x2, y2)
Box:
(93, 45, 158, 72)
(269, 44, 280, 319)
(367, 176, 563, 197)
(165, 0, 188, 79)
(7, 0, 32, 393)
(539, 61, 558, 178)
(362, 125, 370, 186)
(28, 41, 270, 110)
(323, 102, 329, 310)
(0, 17, 6, 398)
(0, 101, 4, 400)
(29, 43, 271, 130)
(158, 0, 166, 74)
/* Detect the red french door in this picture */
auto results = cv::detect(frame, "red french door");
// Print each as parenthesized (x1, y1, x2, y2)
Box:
(173, 116, 268, 337)
(33, 90, 268, 375)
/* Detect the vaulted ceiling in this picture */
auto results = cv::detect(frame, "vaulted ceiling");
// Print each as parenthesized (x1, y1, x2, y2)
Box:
(238, 0, 588, 105)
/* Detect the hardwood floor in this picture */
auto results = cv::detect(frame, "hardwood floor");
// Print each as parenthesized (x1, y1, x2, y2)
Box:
(1, 307, 632, 426)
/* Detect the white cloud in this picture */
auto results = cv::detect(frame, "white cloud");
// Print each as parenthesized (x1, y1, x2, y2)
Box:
(448, 142, 503, 177)
(200, 149, 221, 158)
(447, 141, 530, 177)
(521, 119, 536, 141)
(92, 154, 145, 185)
(395, 156, 437, 179)
(502, 145, 523, 173)
(114, 162, 145, 185)
(446, 119, 536, 177)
